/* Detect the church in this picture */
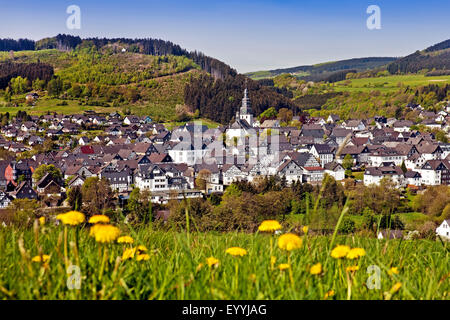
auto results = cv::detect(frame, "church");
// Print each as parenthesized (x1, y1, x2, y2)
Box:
(226, 88, 257, 141)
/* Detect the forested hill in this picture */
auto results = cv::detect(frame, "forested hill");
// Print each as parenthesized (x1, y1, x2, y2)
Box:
(387, 38, 450, 75)
(0, 34, 299, 124)
(246, 57, 398, 80)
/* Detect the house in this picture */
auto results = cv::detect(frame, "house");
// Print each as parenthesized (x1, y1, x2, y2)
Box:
(327, 114, 340, 123)
(78, 136, 90, 146)
(10, 181, 38, 200)
(343, 120, 366, 131)
(0, 191, 12, 209)
(436, 219, 450, 240)
(310, 144, 334, 167)
(377, 230, 403, 239)
(404, 170, 422, 187)
(418, 160, 450, 186)
(364, 166, 405, 186)
(392, 120, 413, 132)
(324, 162, 345, 181)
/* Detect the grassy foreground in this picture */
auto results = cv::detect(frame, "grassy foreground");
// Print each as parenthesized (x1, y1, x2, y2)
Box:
(0, 221, 448, 300)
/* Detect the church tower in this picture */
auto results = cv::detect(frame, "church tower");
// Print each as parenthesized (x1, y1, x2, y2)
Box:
(239, 88, 253, 126)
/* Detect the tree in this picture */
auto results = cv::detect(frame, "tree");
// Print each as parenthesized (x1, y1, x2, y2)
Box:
(9, 76, 29, 94)
(32, 164, 62, 183)
(400, 161, 407, 174)
(67, 186, 83, 210)
(277, 108, 293, 124)
(126, 188, 152, 224)
(342, 154, 354, 171)
(195, 169, 211, 193)
(81, 177, 114, 215)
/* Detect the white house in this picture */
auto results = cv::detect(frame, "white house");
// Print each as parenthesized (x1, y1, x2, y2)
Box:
(436, 219, 450, 240)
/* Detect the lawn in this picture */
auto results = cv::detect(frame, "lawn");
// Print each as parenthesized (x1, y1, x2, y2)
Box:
(333, 75, 450, 93)
(0, 216, 448, 300)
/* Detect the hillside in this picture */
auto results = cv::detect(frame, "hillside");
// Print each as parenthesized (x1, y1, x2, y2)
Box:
(0, 35, 299, 124)
(246, 57, 398, 81)
(387, 38, 450, 74)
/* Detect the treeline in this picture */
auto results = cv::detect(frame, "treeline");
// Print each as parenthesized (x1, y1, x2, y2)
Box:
(424, 39, 450, 53)
(34, 35, 236, 80)
(0, 38, 35, 51)
(387, 50, 450, 74)
(184, 74, 299, 124)
(0, 62, 54, 89)
(35, 34, 82, 51)
(247, 57, 397, 79)
(303, 69, 358, 83)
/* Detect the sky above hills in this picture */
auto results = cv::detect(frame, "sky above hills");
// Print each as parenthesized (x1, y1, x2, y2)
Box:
(1, 0, 449, 73)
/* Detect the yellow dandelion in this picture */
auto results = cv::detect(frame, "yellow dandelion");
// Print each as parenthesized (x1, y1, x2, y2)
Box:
(388, 267, 399, 275)
(89, 224, 120, 243)
(346, 265, 359, 272)
(117, 236, 134, 244)
(302, 225, 309, 235)
(258, 220, 282, 232)
(38, 216, 45, 225)
(310, 263, 322, 275)
(225, 247, 247, 257)
(206, 256, 220, 267)
(122, 247, 136, 260)
(136, 254, 150, 261)
(390, 282, 402, 293)
(137, 245, 148, 254)
(346, 247, 366, 259)
(31, 254, 50, 263)
(270, 255, 277, 267)
(278, 233, 302, 251)
(196, 263, 204, 272)
(331, 245, 351, 259)
(324, 290, 335, 300)
(88, 215, 110, 224)
(56, 211, 85, 226)
(278, 263, 290, 271)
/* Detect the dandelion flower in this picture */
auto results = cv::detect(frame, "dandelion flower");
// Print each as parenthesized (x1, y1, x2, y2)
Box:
(137, 245, 148, 254)
(122, 247, 136, 260)
(206, 256, 219, 267)
(89, 224, 120, 243)
(31, 254, 50, 263)
(270, 256, 277, 267)
(310, 263, 322, 275)
(136, 254, 150, 261)
(278, 263, 290, 271)
(258, 220, 282, 232)
(88, 215, 110, 224)
(388, 267, 399, 275)
(196, 263, 204, 272)
(390, 282, 402, 293)
(346, 265, 359, 272)
(302, 226, 309, 235)
(117, 236, 134, 244)
(278, 233, 302, 251)
(331, 245, 350, 259)
(56, 211, 85, 226)
(346, 247, 366, 259)
(38, 216, 45, 225)
(225, 247, 247, 257)
(324, 290, 335, 300)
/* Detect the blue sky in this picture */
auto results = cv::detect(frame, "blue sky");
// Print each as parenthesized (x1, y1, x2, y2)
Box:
(0, 0, 449, 73)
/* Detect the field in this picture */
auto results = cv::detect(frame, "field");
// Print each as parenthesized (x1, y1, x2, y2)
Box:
(333, 74, 450, 93)
(0, 216, 448, 300)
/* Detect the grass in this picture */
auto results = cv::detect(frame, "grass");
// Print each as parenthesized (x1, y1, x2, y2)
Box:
(0, 219, 448, 300)
(333, 74, 450, 93)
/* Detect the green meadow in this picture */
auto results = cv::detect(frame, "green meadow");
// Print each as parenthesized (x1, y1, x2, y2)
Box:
(0, 220, 448, 300)
(333, 75, 450, 93)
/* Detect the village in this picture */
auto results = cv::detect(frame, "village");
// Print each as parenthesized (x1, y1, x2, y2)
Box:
(1, 89, 450, 237)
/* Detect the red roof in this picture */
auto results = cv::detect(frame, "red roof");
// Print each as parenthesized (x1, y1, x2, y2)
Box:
(80, 145, 94, 154)
(303, 166, 324, 171)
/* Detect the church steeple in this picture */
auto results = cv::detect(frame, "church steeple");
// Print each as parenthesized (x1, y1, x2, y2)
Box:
(239, 85, 253, 126)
